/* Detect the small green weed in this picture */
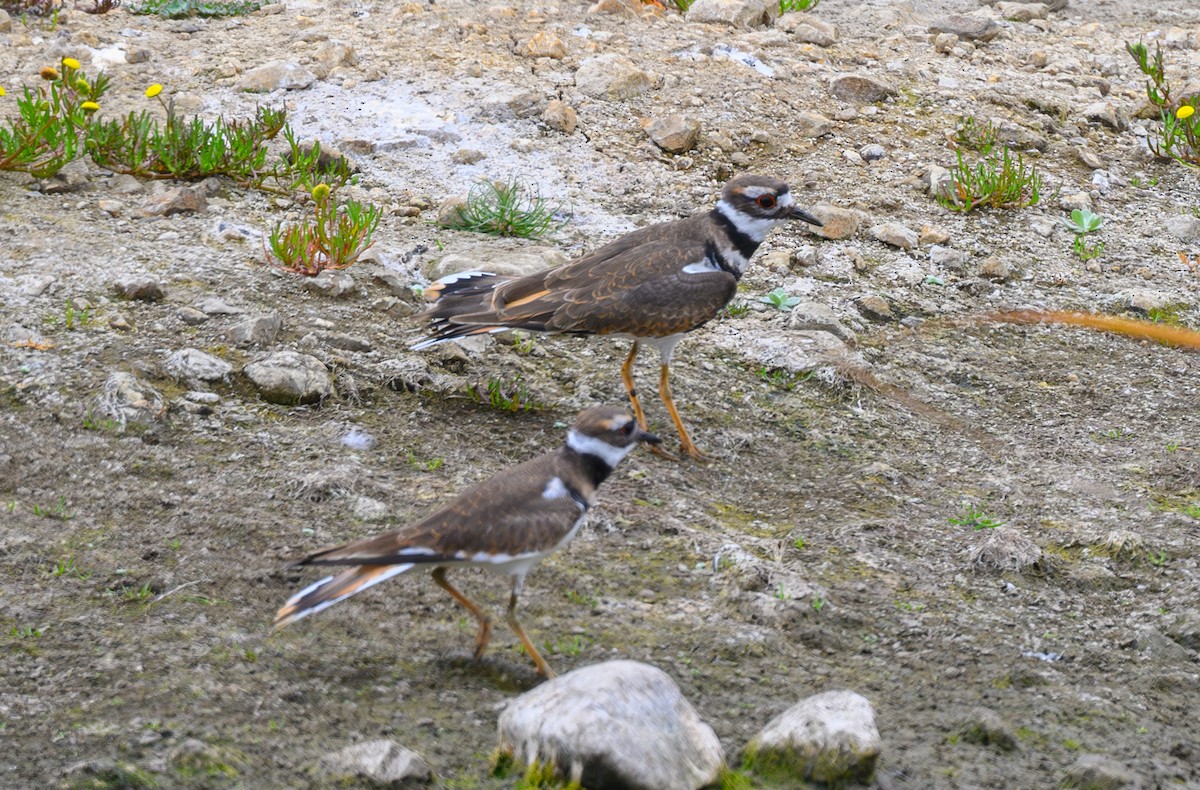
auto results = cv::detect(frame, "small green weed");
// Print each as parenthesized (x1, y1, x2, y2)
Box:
(467, 376, 543, 413)
(1129, 175, 1159, 188)
(449, 178, 568, 239)
(62, 300, 93, 330)
(949, 503, 1005, 530)
(1147, 550, 1169, 567)
(266, 183, 381, 276)
(1126, 41, 1200, 168)
(544, 635, 589, 657)
(773, 582, 790, 601)
(757, 366, 810, 391)
(1062, 208, 1105, 261)
(82, 409, 121, 433)
(759, 287, 801, 311)
(780, 0, 819, 11)
(953, 115, 999, 155)
(936, 146, 1043, 212)
(1183, 503, 1200, 519)
(131, 0, 263, 17)
(722, 300, 751, 319)
(123, 583, 155, 602)
(512, 332, 538, 355)
(405, 451, 444, 472)
(52, 556, 91, 579)
(564, 589, 599, 609)
(9, 625, 43, 639)
(32, 496, 71, 520)
(0, 58, 109, 177)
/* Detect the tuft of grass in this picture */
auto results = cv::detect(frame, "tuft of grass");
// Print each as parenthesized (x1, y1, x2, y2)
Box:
(722, 300, 751, 319)
(780, 0, 819, 10)
(449, 179, 568, 239)
(0, 58, 109, 177)
(757, 366, 811, 391)
(953, 115, 999, 155)
(405, 451, 444, 472)
(466, 376, 543, 413)
(949, 503, 1005, 530)
(131, 0, 262, 17)
(265, 184, 381, 276)
(937, 146, 1042, 212)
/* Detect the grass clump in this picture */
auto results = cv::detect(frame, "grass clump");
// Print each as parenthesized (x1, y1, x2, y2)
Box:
(467, 376, 543, 413)
(949, 503, 1005, 530)
(0, 58, 108, 177)
(780, 0, 819, 12)
(1126, 41, 1200, 168)
(936, 146, 1042, 213)
(449, 178, 567, 239)
(265, 183, 381, 276)
(953, 114, 999, 155)
(131, 0, 262, 17)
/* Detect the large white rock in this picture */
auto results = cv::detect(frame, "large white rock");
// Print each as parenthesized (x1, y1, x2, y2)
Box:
(686, 0, 776, 28)
(575, 54, 653, 101)
(164, 348, 232, 383)
(243, 351, 332, 405)
(318, 739, 433, 786)
(496, 660, 724, 790)
(743, 690, 881, 785)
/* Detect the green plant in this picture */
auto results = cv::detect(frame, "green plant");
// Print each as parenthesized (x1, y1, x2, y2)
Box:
(780, 0, 819, 11)
(936, 146, 1042, 212)
(757, 366, 810, 391)
(82, 409, 121, 433)
(544, 635, 589, 657)
(1126, 41, 1200, 168)
(123, 582, 154, 602)
(759, 287, 801, 311)
(449, 178, 568, 239)
(1147, 550, 1168, 567)
(51, 556, 90, 579)
(1183, 503, 1200, 519)
(512, 332, 537, 355)
(62, 300, 93, 330)
(9, 625, 43, 639)
(564, 589, 599, 608)
(953, 115, 999, 155)
(0, 58, 109, 177)
(811, 595, 825, 612)
(32, 496, 71, 520)
(773, 582, 789, 601)
(1062, 208, 1105, 261)
(266, 184, 381, 276)
(722, 300, 751, 319)
(1129, 175, 1159, 188)
(405, 451, 444, 472)
(949, 503, 1005, 530)
(131, 0, 263, 17)
(466, 376, 543, 412)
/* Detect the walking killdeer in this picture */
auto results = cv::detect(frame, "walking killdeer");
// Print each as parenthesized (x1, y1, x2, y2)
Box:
(274, 406, 660, 678)
(412, 174, 821, 461)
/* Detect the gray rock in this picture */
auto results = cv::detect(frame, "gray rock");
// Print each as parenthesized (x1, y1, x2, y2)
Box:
(496, 660, 724, 790)
(542, 100, 578, 134)
(710, 326, 863, 374)
(114, 275, 166, 302)
(951, 707, 1019, 752)
(1082, 102, 1126, 130)
(1076, 147, 1106, 170)
(125, 47, 152, 64)
(480, 89, 546, 121)
(929, 245, 969, 272)
(686, 0, 775, 28)
(229, 313, 283, 346)
(304, 270, 357, 298)
(968, 527, 1044, 572)
(925, 164, 954, 199)
(40, 160, 91, 194)
(981, 0, 1067, 11)
(1062, 754, 1141, 790)
(164, 348, 232, 383)
(1060, 192, 1093, 212)
(196, 298, 244, 316)
(524, 30, 567, 59)
(1166, 613, 1200, 651)
(787, 302, 856, 344)
(869, 222, 919, 250)
(575, 54, 653, 101)
(996, 1, 1048, 21)
(138, 186, 206, 217)
(429, 247, 567, 280)
(1123, 289, 1177, 314)
(645, 114, 702, 153)
(854, 295, 894, 322)
(792, 111, 834, 137)
(97, 372, 164, 425)
(237, 61, 316, 92)
(110, 174, 146, 195)
(244, 351, 332, 405)
(829, 73, 898, 103)
(350, 496, 391, 523)
(319, 739, 432, 786)
(928, 14, 1001, 42)
(743, 690, 881, 785)
(805, 203, 860, 240)
(1165, 215, 1200, 243)
(0, 9, 10, 33)
(451, 148, 486, 165)
(859, 143, 886, 161)
(777, 12, 837, 45)
(18, 274, 56, 297)
(97, 199, 124, 216)
(978, 257, 1012, 281)
(178, 306, 210, 326)
(320, 332, 372, 353)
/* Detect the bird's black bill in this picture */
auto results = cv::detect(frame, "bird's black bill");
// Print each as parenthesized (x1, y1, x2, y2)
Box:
(638, 429, 662, 446)
(789, 206, 822, 226)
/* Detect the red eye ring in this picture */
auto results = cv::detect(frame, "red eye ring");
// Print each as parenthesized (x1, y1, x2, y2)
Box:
(757, 194, 776, 209)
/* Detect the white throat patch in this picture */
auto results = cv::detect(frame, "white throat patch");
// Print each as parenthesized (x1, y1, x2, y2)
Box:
(567, 429, 635, 468)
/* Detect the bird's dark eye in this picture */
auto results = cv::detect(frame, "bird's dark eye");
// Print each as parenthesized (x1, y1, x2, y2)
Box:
(757, 194, 777, 209)
(621, 421, 636, 435)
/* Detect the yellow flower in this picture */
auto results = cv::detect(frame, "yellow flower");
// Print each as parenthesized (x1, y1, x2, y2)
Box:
(312, 183, 331, 202)
(145, 83, 163, 98)
(1178, 105, 1196, 120)
(0, 86, 6, 97)
(61, 57, 81, 70)
(81, 101, 100, 112)
(40, 67, 60, 81)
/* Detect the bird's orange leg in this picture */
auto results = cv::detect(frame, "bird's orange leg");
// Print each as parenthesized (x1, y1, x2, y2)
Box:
(619, 342, 678, 460)
(659, 362, 709, 462)
(505, 585, 556, 678)
(432, 567, 493, 659)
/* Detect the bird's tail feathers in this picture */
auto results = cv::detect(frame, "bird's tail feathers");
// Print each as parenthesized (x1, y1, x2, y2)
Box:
(273, 563, 415, 628)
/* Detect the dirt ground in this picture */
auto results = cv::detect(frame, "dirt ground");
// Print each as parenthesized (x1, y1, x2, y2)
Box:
(3, 0, 1200, 787)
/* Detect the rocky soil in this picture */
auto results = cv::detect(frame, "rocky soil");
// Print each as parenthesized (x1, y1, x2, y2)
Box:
(3, 0, 1200, 787)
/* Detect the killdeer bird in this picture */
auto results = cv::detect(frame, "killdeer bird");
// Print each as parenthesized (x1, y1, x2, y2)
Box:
(412, 174, 821, 461)
(274, 406, 660, 678)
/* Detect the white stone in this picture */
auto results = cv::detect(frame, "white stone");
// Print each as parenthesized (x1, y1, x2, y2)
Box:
(744, 690, 881, 785)
(164, 348, 232, 383)
(243, 351, 332, 405)
(319, 740, 432, 785)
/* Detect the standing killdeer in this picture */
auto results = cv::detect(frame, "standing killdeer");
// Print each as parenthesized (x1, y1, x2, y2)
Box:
(412, 174, 821, 461)
(274, 406, 660, 678)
